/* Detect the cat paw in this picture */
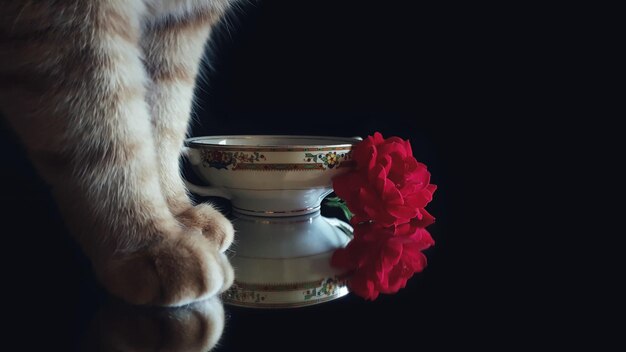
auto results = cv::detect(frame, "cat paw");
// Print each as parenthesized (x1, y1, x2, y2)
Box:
(98, 232, 234, 307)
(177, 203, 234, 253)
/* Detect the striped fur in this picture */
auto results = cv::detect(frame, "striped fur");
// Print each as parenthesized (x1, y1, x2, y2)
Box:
(0, 0, 235, 307)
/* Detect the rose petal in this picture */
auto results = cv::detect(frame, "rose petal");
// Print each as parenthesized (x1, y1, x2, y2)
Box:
(359, 187, 381, 219)
(350, 214, 370, 226)
(381, 177, 403, 204)
(413, 208, 435, 227)
(379, 154, 393, 175)
(379, 265, 411, 293)
(353, 141, 377, 170)
(332, 174, 350, 197)
(372, 132, 385, 145)
(378, 212, 401, 227)
(404, 139, 413, 157)
(381, 238, 404, 268)
(377, 141, 407, 160)
(414, 228, 435, 249)
(375, 259, 387, 282)
(387, 204, 419, 223)
(349, 270, 379, 300)
(405, 189, 434, 208)
(331, 248, 354, 269)
(401, 249, 429, 273)
(406, 161, 430, 185)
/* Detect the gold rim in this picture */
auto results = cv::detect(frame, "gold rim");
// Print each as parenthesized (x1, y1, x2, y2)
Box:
(186, 135, 360, 151)
(228, 275, 350, 291)
(232, 205, 320, 215)
(233, 214, 320, 225)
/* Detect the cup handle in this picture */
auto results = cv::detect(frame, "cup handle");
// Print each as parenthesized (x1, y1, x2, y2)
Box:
(182, 147, 233, 200)
(184, 181, 233, 200)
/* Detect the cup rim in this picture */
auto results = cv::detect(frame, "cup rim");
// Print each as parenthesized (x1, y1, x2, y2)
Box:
(185, 135, 361, 149)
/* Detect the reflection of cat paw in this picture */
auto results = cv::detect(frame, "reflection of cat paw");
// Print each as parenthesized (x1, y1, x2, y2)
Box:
(177, 203, 234, 253)
(83, 297, 225, 351)
(98, 232, 234, 307)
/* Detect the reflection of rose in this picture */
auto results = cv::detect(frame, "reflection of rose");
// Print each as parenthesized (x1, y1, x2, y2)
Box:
(329, 132, 437, 300)
(332, 215, 434, 300)
(333, 132, 436, 227)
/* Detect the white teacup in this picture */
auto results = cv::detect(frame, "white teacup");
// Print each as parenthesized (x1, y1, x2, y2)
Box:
(184, 135, 361, 308)
(185, 135, 360, 216)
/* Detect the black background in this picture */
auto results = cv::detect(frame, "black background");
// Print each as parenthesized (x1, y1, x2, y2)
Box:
(0, 1, 557, 350)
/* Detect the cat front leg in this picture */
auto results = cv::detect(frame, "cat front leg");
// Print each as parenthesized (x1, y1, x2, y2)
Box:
(0, 1, 231, 306)
(142, 5, 234, 252)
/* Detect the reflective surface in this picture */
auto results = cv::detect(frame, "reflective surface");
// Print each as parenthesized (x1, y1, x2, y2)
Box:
(0, 0, 541, 350)
(224, 212, 351, 308)
(82, 298, 225, 351)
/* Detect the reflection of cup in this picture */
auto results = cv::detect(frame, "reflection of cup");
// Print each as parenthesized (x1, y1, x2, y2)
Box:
(82, 297, 225, 351)
(184, 135, 360, 308)
(224, 212, 353, 308)
(184, 135, 359, 216)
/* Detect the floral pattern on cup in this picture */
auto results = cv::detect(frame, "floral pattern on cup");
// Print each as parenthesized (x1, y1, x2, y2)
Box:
(223, 276, 348, 307)
(199, 149, 353, 171)
(223, 287, 267, 304)
(200, 150, 266, 170)
(303, 277, 342, 300)
(303, 152, 351, 169)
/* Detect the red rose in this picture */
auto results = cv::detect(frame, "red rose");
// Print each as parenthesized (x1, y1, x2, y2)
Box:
(329, 132, 437, 300)
(331, 216, 435, 300)
(333, 132, 436, 226)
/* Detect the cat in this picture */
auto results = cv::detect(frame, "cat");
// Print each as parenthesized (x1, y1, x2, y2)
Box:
(0, 0, 237, 307)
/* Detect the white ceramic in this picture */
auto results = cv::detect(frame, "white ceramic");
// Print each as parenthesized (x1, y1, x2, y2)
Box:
(184, 135, 360, 308)
(185, 135, 359, 216)
(224, 213, 353, 308)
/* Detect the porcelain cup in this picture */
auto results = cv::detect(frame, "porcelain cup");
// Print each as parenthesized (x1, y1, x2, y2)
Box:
(185, 135, 360, 216)
(184, 135, 360, 308)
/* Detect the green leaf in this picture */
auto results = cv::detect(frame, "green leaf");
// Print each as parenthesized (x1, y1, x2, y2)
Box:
(304, 153, 318, 162)
(324, 197, 353, 221)
(339, 203, 353, 221)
